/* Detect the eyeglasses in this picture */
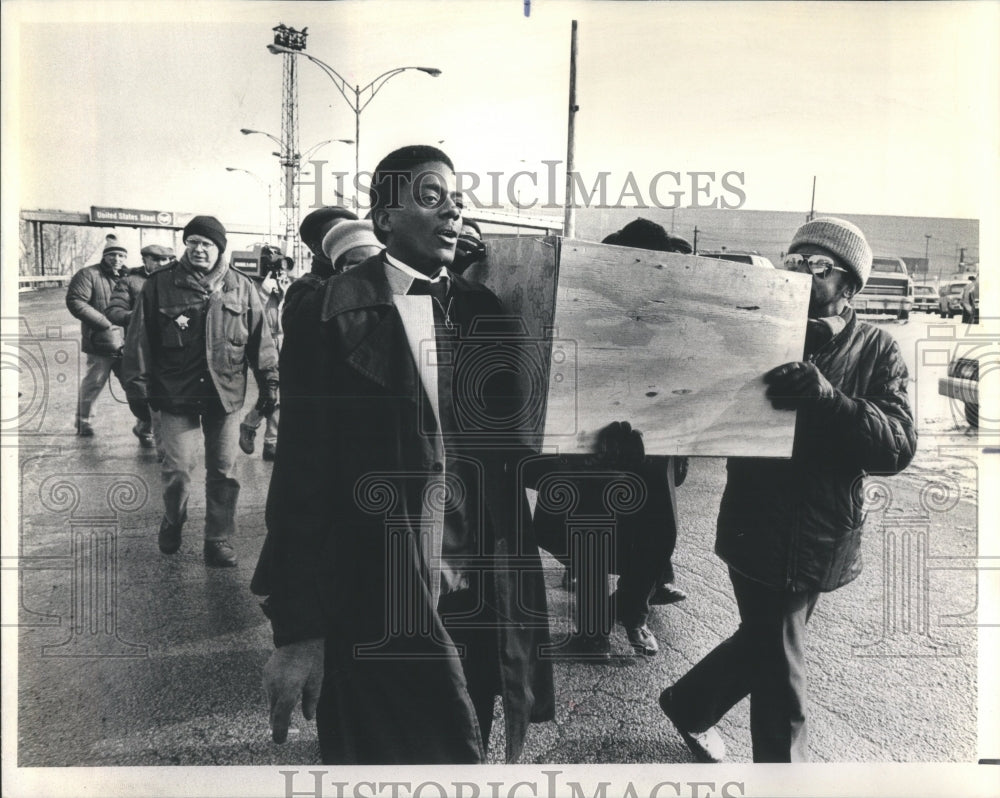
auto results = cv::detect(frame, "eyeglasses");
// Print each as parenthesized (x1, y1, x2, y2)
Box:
(783, 253, 850, 279)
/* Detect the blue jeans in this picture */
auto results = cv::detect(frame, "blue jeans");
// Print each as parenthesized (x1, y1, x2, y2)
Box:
(159, 410, 241, 542)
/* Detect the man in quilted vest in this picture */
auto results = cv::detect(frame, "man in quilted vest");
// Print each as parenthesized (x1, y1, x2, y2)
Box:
(659, 217, 917, 763)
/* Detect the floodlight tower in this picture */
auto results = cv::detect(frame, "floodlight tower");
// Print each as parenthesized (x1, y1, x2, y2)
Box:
(271, 23, 306, 268)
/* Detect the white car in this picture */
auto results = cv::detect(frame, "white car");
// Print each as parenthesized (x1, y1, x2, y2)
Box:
(913, 284, 938, 313)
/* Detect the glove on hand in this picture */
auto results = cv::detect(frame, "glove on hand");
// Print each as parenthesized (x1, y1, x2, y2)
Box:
(594, 420, 645, 470)
(764, 361, 837, 410)
(256, 380, 279, 417)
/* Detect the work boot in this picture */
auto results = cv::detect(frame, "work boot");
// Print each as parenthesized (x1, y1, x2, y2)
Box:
(204, 540, 238, 568)
(158, 517, 182, 555)
(132, 420, 155, 448)
(262, 441, 277, 462)
(76, 419, 94, 437)
(239, 422, 256, 455)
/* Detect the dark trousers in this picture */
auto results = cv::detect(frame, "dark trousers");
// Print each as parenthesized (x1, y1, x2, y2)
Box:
(438, 587, 501, 746)
(668, 568, 820, 762)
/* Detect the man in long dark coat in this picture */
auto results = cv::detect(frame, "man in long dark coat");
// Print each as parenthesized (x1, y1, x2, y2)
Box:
(252, 145, 554, 764)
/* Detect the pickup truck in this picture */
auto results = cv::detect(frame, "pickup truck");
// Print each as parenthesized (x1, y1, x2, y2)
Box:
(854, 256, 913, 320)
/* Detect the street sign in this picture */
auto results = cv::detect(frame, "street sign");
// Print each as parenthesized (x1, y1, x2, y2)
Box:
(90, 206, 175, 227)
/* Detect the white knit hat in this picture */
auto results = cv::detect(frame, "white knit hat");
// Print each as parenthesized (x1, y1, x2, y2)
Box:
(321, 220, 381, 268)
(789, 217, 873, 291)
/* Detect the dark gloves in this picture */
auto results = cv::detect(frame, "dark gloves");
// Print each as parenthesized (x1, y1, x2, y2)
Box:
(452, 234, 487, 274)
(764, 361, 838, 410)
(594, 420, 645, 470)
(256, 380, 279, 417)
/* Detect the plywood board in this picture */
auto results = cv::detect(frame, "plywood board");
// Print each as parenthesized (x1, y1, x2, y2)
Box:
(466, 236, 560, 452)
(471, 236, 812, 457)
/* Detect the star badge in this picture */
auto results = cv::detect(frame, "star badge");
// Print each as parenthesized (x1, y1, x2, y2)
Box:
(175, 314, 190, 330)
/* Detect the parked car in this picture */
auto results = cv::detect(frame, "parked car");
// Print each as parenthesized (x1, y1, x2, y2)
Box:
(854, 256, 913, 320)
(699, 250, 775, 269)
(913, 284, 938, 313)
(938, 280, 968, 318)
(938, 352, 979, 427)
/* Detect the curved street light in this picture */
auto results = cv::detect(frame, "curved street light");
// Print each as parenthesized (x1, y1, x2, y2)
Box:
(225, 167, 274, 243)
(267, 43, 441, 208)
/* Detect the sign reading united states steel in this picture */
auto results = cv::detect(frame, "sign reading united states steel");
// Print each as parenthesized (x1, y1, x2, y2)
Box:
(90, 206, 174, 227)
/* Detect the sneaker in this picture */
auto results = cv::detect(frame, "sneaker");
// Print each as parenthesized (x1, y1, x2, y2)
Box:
(262, 441, 277, 461)
(650, 582, 688, 605)
(239, 422, 256, 455)
(625, 623, 659, 656)
(204, 540, 238, 568)
(77, 420, 94, 437)
(158, 517, 182, 554)
(658, 687, 726, 763)
(132, 421, 155, 448)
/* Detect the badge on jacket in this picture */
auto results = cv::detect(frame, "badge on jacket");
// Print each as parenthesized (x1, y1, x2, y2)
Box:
(175, 314, 190, 330)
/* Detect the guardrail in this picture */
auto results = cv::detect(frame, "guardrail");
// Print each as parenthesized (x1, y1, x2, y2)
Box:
(18, 275, 73, 289)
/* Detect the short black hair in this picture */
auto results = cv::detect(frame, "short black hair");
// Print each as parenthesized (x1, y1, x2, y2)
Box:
(370, 145, 455, 243)
(603, 218, 692, 254)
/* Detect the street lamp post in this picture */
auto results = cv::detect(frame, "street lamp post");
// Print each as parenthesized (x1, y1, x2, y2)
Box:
(225, 167, 273, 243)
(241, 128, 352, 258)
(267, 43, 441, 209)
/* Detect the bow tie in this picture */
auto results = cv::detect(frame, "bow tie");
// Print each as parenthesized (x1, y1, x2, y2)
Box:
(408, 277, 450, 302)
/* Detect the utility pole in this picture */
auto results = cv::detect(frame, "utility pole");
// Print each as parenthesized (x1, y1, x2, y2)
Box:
(693, 226, 699, 255)
(563, 20, 578, 239)
(925, 234, 934, 281)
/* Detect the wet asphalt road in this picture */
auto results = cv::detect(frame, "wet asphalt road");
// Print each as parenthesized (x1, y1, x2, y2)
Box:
(8, 289, 984, 767)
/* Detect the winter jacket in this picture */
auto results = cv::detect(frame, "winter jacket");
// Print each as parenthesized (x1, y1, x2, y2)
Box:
(122, 258, 279, 415)
(106, 265, 169, 328)
(65, 262, 126, 354)
(715, 307, 916, 592)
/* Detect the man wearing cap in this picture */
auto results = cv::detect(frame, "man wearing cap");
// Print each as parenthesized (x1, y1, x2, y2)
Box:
(107, 243, 176, 449)
(66, 238, 133, 436)
(658, 217, 916, 763)
(123, 215, 279, 567)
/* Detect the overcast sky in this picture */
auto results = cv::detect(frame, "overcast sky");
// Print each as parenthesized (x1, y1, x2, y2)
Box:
(4, 0, 998, 232)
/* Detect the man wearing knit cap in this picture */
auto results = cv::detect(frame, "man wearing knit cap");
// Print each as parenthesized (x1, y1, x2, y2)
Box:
(123, 215, 279, 567)
(66, 236, 135, 436)
(320, 219, 381, 273)
(659, 217, 916, 763)
(107, 243, 176, 451)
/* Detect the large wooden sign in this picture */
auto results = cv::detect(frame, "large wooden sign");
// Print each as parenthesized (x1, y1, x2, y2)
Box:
(467, 236, 812, 458)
